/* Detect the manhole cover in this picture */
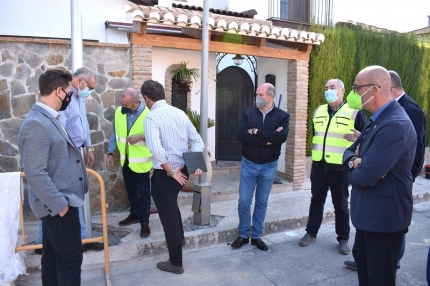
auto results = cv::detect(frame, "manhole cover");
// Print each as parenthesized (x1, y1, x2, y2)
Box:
(183, 215, 224, 232)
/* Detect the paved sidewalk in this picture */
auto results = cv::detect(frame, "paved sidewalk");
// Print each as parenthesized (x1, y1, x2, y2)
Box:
(21, 171, 430, 273)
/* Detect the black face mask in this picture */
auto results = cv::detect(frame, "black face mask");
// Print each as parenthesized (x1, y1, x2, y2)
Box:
(121, 106, 132, 114)
(59, 89, 72, 111)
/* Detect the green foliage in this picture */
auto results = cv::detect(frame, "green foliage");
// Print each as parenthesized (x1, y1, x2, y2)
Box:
(170, 61, 200, 82)
(306, 24, 430, 155)
(186, 109, 215, 134)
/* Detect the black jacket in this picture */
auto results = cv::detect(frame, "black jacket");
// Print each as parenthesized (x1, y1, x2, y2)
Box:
(237, 105, 290, 164)
(398, 93, 426, 179)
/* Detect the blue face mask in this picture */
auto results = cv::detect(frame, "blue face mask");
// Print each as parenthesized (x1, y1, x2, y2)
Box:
(324, 89, 339, 103)
(79, 87, 92, 98)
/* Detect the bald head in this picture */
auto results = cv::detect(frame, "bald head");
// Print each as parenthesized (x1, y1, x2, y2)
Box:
(354, 65, 392, 113)
(121, 88, 139, 101)
(259, 83, 275, 97)
(120, 88, 140, 112)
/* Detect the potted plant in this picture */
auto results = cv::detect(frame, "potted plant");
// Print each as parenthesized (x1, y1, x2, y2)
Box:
(171, 61, 201, 85)
(182, 109, 215, 192)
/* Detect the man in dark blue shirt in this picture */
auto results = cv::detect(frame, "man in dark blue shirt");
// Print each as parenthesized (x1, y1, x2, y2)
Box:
(231, 83, 290, 251)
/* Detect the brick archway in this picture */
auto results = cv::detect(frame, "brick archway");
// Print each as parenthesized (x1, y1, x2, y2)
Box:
(164, 64, 191, 109)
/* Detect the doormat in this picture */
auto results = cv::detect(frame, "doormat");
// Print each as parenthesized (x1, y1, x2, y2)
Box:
(183, 214, 224, 232)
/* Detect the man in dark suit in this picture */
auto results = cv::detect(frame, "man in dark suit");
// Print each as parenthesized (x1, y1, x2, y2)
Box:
(343, 65, 417, 285)
(344, 70, 426, 272)
(18, 69, 88, 286)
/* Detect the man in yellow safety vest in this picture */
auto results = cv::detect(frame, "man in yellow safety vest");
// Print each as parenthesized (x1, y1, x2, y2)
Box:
(299, 78, 367, 254)
(106, 88, 153, 239)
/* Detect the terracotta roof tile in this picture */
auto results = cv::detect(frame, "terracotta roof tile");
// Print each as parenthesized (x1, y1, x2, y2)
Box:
(126, 5, 325, 45)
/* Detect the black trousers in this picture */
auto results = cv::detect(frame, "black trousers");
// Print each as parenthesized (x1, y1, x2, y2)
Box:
(353, 228, 406, 286)
(151, 168, 188, 266)
(39, 206, 83, 286)
(305, 162, 350, 241)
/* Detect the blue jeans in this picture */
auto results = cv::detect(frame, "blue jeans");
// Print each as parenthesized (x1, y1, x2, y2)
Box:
(237, 157, 278, 239)
(39, 206, 83, 286)
(122, 162, 151, 224)
(36, 206, 87, 244)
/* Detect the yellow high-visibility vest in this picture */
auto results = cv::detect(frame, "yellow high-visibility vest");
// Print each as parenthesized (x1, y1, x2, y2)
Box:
(311, 103, 358, 164)
(114, 106, 153, 173)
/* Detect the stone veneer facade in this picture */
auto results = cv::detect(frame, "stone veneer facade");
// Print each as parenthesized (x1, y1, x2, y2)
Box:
(0, 37, 133, 214)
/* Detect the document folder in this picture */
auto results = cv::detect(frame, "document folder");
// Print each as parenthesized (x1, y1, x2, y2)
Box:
(183, 152, 208, 174)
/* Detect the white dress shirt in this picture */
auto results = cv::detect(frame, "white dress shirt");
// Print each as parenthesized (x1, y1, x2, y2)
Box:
(144, 100, 204, 170)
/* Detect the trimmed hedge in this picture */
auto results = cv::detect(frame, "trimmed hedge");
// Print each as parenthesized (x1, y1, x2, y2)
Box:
(307, 25, 430, 155)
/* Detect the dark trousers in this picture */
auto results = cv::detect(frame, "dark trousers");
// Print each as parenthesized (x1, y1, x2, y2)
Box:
(39, 206, 83, 286)
(353, 228, 406, 286)
(122, 162, 151, 224)
(151, 168, 187, 266)
(306, 163, 350, 241)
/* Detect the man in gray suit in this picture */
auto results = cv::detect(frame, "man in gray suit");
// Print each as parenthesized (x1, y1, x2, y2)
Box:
(18, 69, 88, 286)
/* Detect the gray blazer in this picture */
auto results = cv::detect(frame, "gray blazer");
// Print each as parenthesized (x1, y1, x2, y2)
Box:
(18, 104, 88, 218)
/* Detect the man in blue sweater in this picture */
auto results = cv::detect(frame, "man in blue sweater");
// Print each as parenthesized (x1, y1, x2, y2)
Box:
(231, 83, 290, 251)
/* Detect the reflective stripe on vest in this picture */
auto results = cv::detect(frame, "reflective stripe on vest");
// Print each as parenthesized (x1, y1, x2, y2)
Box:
(114, 106, 153, 173)
(311, 104, 357, 164)
(115, 135, 146, 146)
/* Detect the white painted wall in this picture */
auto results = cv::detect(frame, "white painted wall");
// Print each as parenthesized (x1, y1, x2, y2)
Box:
(0, 0, 131, 44)
(151, 47, 217, 159)
(257, 57, 289, 172)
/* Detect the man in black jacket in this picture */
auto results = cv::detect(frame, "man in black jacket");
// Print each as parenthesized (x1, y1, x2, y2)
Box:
(230, 83, 290, 251)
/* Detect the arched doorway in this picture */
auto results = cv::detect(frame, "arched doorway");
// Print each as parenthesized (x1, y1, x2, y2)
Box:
(216, 66, 254, 161)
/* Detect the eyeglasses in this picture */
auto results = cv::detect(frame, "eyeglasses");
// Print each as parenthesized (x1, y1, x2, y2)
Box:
(352, 84, 381, 92)
(81, 78, 94, 90)
(61, 88, 73, 98)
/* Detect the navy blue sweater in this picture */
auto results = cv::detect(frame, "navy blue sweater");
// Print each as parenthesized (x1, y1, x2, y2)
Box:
(237, 106, 290, 164)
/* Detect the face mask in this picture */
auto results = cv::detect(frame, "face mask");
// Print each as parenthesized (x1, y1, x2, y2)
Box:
(346, 86, 373, 110)
(324, 89, 339, 103)
(58, 92, 72, 111)
(121, 106, 132, 114)
(255, 97, 266, 109)
(79, 87, 92, 98)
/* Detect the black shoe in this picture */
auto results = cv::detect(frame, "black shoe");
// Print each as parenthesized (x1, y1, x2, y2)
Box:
(157, 260, 184, 274)
(34, 248, 42, 255)
(231, 236, 249, 248)
(118, 214, 139, 226)
(344, 260, 358, 271)
(82, 242, 104, 252)
(251, 238, 268, 251)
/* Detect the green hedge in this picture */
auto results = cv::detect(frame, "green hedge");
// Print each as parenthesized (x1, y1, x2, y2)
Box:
(307, 25, 430, 155)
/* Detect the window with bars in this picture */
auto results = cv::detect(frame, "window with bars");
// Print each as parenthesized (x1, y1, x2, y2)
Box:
(171, 77, 188, 113)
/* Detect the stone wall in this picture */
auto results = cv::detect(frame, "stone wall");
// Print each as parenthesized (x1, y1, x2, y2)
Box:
(0, 37, 133, 214)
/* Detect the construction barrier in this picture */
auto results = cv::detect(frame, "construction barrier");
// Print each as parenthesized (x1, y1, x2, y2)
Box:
(15, 169, 111, 285)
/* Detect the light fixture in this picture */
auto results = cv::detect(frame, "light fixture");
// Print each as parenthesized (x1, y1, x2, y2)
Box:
(232, 54, 244, 66)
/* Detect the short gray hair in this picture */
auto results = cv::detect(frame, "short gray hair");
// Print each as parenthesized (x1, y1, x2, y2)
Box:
(73, 66, 98, 81)
(335, 79, 344, 89)
(267, 84, 276, 97)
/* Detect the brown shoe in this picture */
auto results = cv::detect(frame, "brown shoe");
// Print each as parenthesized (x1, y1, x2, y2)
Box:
(140, 223, 150, 238)
(118, 214, 139, 226)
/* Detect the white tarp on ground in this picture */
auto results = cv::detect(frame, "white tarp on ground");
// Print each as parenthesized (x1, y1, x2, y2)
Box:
(0, 172, 26, 284)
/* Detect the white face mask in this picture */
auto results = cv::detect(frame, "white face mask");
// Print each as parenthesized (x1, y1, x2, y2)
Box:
(256, 97, 266, 109)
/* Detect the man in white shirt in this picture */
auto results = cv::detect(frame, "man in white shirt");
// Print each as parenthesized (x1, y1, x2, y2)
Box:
(142, 80, 204, 274)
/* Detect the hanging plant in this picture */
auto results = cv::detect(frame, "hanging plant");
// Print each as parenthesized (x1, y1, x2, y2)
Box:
(170, 61, 200, 84)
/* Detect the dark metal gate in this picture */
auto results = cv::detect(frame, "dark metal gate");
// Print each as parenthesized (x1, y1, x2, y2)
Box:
(216, 66, 254, 161)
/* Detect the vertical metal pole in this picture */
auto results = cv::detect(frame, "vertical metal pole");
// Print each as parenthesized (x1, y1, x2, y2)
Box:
(71, 0, 83, 72)
(72, 0, 91, 237)
(193, 0, 211, 226)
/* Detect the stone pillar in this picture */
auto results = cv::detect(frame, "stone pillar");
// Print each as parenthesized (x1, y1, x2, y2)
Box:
(285, 60, 309, 191)
(131, 44, 153, 92)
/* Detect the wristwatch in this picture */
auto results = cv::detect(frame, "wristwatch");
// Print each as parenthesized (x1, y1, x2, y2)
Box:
(107, 152, 113, 156)
(348, 157, 357, 169)
(87, 147, 94, 152)
(167, 169, 175, 177)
